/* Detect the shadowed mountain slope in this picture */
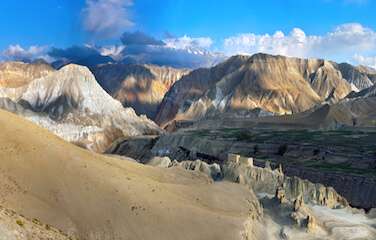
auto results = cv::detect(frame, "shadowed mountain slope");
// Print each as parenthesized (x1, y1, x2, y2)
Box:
(92, 63, 189, 119)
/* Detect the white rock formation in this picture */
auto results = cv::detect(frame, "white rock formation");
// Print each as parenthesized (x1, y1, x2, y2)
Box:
(0, 64, 161, 152)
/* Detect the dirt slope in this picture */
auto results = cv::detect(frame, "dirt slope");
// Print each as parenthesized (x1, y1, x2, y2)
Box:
(0, 109, 262, 240)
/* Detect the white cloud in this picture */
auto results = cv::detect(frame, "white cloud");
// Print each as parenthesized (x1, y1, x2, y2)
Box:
(353, 54, 376, 69)
(223, 23, 376, 65)
(1, 44, 51, 62)
(98, 45, 125, 60)
(164, 35, 213, 50)
(82, 0, 134, 39)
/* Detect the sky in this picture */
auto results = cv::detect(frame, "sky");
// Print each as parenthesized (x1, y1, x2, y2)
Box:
(1, 0, 376, 68)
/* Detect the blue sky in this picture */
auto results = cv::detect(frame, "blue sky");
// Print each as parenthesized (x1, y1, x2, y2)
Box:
(136, 0, 376, 46)
(1, 0, 376, 67)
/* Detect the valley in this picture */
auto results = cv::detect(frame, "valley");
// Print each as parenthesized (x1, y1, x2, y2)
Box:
(0, 52, 376, 239)
(110, 127, 376, 208)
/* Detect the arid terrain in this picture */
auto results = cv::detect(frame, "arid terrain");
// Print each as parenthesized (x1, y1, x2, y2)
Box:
(2, 1, 376, 239)
(0, 53, 375, 240)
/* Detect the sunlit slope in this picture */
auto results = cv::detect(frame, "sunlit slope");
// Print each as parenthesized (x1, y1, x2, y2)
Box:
(0, 109, 261, 240)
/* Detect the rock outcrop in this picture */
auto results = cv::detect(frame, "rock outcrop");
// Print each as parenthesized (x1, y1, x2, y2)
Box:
(223, 154, 348, 208)
(0, 64, 161, 152)
(155, 53, 375, 126)
(108, 128, 376, 209)
(147, 156, 222, 180)
(92, 64, 189, 119)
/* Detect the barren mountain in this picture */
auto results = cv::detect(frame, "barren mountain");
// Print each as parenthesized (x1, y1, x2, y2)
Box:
(0, 61, 54, 88)
(92, 63, 189, 119)
(0, 64, 161, 152)
(334, 63, 375, 90)
(304, 96, 376, 128)
(0, 109, 263, 240)
(155, 54, 374, 126)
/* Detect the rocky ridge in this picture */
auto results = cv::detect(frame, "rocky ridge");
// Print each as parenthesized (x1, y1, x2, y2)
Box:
(223, 154, 348, 208)
(155, 54, 375, 126)
(0, 64, 161, 152)
(128, 152, 376, 240)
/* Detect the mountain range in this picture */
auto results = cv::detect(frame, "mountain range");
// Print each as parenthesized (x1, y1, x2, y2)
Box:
(155, 53, 376, 126)
(0, 52, 376, 240)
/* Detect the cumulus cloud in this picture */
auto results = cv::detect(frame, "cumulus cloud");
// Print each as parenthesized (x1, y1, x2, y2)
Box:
(223, 23, 376, 64)
(1, 44, 50, 62)
(82, 0, 134, 39)
(121, 31, 165, 46)
(99, 45, 125, 60)
(353, 54, 376, 69)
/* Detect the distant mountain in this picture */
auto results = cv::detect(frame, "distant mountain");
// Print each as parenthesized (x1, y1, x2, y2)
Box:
(0, 61, 54, 87)
(49, 46, 114, 69)
(48, 44, 225, 70)
(0, 63, 160, 152)
(334, 62, 375, 90)
(268, 96, 376, 129)
(92, 63, 190, 119)
(115, 45, 225, 69)
(155, 53, 375, 126)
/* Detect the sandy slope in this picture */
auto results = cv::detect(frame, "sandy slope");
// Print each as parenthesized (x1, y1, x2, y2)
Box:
(0, 109, 261, 240)
(0, 205, 72, 240)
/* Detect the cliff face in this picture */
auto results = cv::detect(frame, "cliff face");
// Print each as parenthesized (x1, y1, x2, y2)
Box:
(92, 64, 190, 119)
(0, 64, 161, 152)
(155, 54, 375, 126)
(223, 154, 348, 208)
(107, 128, 376, 209)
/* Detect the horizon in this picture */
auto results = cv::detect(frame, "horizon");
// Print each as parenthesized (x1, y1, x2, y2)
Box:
(1, 0, 376, 68)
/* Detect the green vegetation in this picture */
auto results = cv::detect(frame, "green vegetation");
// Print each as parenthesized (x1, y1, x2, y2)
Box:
(184, 127, 376, 176)
(16, 219, 24, 227)
(304, 161, 376, 176)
